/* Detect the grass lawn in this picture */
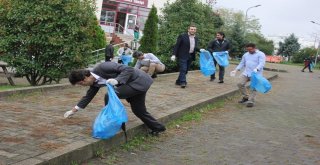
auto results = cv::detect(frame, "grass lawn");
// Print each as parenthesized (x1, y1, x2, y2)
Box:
(0, 85, 29, 91)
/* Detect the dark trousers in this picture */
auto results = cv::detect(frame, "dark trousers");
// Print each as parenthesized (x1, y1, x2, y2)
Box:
(176, 58, 192, 84)
(104, 85, 165, 131)
(105, 56, 112, 62)
(302, 64, 311, 72)
(211, 58, 225, 81)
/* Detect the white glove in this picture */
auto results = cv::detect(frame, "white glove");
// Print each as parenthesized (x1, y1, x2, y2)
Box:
(200, 49, 206, 52)
(230, 70, 237, 77)
(253, 68, 258, 73)
(225, 51, 229, 54)
(106, 78, 118, 86)
(170, 55, 176, 61)
(64, 110, 76, 118)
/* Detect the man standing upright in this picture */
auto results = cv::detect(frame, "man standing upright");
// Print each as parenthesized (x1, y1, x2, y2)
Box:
(207, 32, 231, 83)
(171, 24, 201, 88)
(230, 43, 266, 107)
(105, 40, 114, 62)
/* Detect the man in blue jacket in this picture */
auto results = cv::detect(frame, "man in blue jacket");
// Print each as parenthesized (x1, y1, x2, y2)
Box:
(171, 24, 202, 88)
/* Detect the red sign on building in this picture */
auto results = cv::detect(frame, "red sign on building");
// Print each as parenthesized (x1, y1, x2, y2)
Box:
(116, 0, 148, 8)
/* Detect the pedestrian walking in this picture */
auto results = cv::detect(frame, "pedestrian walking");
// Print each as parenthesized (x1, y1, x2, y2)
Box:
(64, 62, 166, 135)
(207, 32, 231, 83)
(133, 51, 165, 78)
(134, 25, 140, 41)
(301, 55, 314, 73)
(230, 43, 266, 107)
(171, 24, 203, 88)
(105, 40, 114, 62)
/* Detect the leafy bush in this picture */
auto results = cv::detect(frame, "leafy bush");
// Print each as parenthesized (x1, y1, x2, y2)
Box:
(0, 0, 106, 85)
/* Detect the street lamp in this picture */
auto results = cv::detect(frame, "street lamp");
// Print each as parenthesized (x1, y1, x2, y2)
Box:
(244, 5, 261, 37)
(310, 20, 320, 65)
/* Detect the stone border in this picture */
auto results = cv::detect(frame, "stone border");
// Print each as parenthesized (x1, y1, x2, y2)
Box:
(0, 83, 71, 98)
(11, 73, 278, 165)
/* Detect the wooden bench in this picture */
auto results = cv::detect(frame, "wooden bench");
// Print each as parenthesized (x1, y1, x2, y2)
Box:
(0, 61, 15, 86)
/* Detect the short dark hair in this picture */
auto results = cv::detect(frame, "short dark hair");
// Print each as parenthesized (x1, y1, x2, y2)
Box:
(188, 23, 197, 29)
(216, 32, 225, 38)
(245, 43, 256, 48)
(124, 43, 129, 47)
(133, 51, 143, 58)
(68, 69, 90, 85)
(110, 40, 114, 44)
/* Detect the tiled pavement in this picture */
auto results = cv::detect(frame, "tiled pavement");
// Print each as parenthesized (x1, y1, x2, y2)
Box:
(0, 65, 277, 165)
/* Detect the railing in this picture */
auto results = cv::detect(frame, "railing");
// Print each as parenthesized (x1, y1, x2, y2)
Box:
(90, 41, 132, 64)
(100, 21, 134, 36)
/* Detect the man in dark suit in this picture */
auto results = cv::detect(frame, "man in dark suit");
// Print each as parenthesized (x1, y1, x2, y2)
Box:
(105, 40, 114, 62)
(207, 32, 231, 83)
(171, 24, 202, 88)
(64, 62, 166, 135)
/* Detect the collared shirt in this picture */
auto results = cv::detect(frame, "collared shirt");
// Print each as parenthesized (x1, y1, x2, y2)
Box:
(236, 50, 266, 77)
(75, 72, 106, 110)
(189, 34, 195, 53)
(134, 53, 163, 69)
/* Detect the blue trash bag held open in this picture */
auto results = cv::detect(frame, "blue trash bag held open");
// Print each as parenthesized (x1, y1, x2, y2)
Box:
(200, 50, 215, 76)
(250, 72, 272, 94)
(310, 62, 315, 69)
(212, 51, 229, 67)
(92, 84, 128, 139)
(121, 55, 132, 66)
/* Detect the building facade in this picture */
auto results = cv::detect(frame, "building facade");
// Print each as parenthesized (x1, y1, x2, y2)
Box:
(96, 0, 151, 35)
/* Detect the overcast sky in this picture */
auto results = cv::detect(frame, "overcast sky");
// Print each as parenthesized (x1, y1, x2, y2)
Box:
(214, 0, 320, 41)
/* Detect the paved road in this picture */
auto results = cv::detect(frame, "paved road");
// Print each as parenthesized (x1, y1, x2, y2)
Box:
(1, 64, 277, 164)
(88, 64, 320, 165)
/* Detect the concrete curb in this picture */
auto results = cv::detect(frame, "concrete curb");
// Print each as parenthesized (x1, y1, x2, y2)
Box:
(0, 83, 71, 99)
(12, 73, 279, 165)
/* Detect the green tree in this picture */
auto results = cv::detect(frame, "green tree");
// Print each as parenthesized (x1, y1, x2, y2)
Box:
(139, 5, 158, 53)
(218, 8, 261, 35)
(228, 21, 245, 57)
(292, 47, 317, 63)
(246, 33, 274, 55)
(158, 0, 223, 72)
(0, 0, 106, 86)
(277, 33, 300, 61)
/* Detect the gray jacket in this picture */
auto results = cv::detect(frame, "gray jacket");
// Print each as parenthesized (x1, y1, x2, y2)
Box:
(77, 62, 153, 109)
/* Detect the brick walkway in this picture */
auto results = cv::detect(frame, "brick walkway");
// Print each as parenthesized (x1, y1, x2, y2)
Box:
(0, 65, 277, 165)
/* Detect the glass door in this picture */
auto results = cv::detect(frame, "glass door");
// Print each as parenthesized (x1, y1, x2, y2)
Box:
(124, 14, 137, 35)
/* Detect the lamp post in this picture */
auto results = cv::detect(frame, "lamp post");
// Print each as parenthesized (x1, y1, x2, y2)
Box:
(310, 21, 320, 65)
(244, 5, 261, 37)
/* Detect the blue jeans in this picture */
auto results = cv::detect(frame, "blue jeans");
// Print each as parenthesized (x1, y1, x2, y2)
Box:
(176, 58, 192, 84)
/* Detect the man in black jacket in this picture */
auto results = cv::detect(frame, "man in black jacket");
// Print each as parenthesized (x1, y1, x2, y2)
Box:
(64, 62, 166, 135)
(105, 40, 114, 62)
(171, 24, 202, 88)
(207, 32, 231, 83)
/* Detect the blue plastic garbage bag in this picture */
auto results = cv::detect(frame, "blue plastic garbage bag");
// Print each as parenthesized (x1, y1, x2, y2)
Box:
(92, 84, 128, 139)
(212, 51, 229, 67)
(250, 72, 272, 94)
(200, 50, 215, 76)
(310, 62, 315, 69)
(121, 55, 132, 66)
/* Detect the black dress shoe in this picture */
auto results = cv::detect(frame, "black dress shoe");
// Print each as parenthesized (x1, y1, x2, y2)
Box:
(246, 102, 254, 107)
(151, 73, 157, 78)
(238, 97, 249, 103)
(218, 80, 224, 83)
(149, 128, 166, 136)
(181, 83, 186, 88)
(210, 77, 215, 81)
